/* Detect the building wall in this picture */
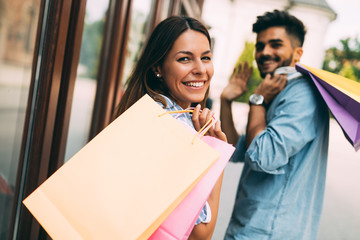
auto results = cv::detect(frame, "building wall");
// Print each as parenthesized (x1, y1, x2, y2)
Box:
(0, 0, 40, 65)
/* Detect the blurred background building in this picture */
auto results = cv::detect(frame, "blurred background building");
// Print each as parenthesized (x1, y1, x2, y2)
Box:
(0, 0, 358, 239)
(202, 0, 336, 99)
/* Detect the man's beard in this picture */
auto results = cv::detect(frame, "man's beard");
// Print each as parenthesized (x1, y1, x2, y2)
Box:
(258, 54, 293, 78)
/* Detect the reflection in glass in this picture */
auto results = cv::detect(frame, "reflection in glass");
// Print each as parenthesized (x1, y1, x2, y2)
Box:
(160, 0, 171, 20)
(64, 0, 110, 161)
(0, 0, 40, 238)
(121, 0, 154, 87)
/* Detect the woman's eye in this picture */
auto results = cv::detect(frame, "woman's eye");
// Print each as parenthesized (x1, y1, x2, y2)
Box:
(202, 56, 211, 61)
(178, 57, 190, 62)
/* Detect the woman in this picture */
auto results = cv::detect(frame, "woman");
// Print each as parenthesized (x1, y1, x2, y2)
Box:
(114, 16, 226, 240)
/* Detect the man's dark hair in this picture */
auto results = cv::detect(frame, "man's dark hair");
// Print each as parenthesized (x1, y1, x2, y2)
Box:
(252, 9, 307, 47)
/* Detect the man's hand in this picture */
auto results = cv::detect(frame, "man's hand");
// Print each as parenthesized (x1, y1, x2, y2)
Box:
(221, 62, 253, 102)
(254, 73, 287, 105)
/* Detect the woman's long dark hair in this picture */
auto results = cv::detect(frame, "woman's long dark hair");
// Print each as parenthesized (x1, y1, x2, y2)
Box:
(113, 16, 211, 119)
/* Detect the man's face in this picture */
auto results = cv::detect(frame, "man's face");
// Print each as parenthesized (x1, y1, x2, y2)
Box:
(255, 26, 301, 78)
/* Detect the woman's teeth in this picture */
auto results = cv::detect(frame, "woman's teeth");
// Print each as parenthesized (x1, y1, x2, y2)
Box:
(184, 82, 204, 87)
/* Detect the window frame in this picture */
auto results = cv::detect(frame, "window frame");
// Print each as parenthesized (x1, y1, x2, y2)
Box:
(6, 0, 206, 238)
(8, 0, 87, 239)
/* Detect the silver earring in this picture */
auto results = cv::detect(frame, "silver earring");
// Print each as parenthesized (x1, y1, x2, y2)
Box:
(156, 73, 160, 78)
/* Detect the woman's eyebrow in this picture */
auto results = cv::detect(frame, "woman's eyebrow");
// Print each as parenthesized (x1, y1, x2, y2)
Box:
(175, 50, 211, 55)
(175, 51, 193, 56)
(202, 50, 212, 55)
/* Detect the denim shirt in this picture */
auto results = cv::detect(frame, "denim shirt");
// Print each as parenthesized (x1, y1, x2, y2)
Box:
(225, 73, 329, 240)
(155, 95, 211, 226)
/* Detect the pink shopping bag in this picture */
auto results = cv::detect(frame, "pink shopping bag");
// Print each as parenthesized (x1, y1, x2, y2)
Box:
(149, 136, 235, 240)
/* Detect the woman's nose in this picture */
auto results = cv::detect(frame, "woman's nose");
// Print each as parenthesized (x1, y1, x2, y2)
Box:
(192, 59, 206, 75)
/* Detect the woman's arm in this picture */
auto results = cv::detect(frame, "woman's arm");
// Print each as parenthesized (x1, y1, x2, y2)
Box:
(188, 172, 224, 240)
(189, 106, 227, 239)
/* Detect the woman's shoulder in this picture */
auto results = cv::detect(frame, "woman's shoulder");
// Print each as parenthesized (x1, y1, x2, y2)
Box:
(155, 94, 194, 128)
(156, 94, 182, 112)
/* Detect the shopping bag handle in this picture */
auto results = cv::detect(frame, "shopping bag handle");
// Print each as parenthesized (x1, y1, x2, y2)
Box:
(159, 109, 215, 144)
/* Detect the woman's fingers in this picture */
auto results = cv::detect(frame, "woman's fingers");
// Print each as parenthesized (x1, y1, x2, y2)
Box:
(192, 107, 227, 142)
(192, 104, 201, 131)
(214, 121, 227, 142)
(199, 108, 211, 128)
(192, 106, 214, 136)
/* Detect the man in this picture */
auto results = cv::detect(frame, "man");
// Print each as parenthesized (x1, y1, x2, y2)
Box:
(220, 10, 329, 239)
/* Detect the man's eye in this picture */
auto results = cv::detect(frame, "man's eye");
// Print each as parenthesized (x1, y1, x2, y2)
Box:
(255, 45, 264, 51)
(271, 43, 282, 48)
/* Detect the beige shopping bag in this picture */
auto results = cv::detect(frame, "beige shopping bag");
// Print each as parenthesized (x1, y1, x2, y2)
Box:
(23, 94, 219, 240)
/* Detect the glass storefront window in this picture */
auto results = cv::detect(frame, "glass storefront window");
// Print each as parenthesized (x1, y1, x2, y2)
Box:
(121, 0, 154, 87)
(160, 0, 172, 19)
(0, 0, 40, 238)
(64, 0, 110, 161)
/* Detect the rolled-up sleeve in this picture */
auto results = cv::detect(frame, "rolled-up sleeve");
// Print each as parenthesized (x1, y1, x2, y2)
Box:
(245, 81, 321, 174)
(230, 135, 246, 162)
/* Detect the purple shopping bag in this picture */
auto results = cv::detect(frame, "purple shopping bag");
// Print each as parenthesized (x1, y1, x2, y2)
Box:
(296, 63, 360, 151)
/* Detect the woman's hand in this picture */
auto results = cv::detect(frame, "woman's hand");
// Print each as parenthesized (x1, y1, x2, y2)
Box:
(192, 104, 227, 142)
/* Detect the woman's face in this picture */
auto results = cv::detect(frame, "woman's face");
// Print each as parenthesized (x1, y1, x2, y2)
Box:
(158, 30, 213, 109)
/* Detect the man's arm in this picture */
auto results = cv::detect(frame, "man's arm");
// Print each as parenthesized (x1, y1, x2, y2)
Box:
(220, 62, 252, 145)
(246, 73, 287, 147)
(244, 78, 326, 173)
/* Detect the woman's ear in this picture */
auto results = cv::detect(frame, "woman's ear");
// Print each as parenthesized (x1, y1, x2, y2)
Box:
(152, 66, 162, 78)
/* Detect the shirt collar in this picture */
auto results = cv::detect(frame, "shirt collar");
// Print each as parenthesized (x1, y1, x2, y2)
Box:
(274, 66, 303, 82)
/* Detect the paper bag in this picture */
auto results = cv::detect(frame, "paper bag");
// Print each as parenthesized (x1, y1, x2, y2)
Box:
(149, 136, 235, 240)
(23, 94, 219, 240)
(296, 63, 360, 151)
